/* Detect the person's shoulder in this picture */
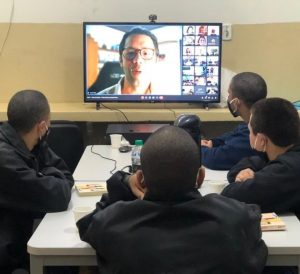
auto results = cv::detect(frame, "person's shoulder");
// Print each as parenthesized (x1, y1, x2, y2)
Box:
(0, 123, 22, 154)
(198, 194, 261, 231)
(0, 139, 24, 168)
(289, 143, 300, 153)
(204, 193, 260, 215)
(0, 122, 12, 136)
(230, 123, 250, 139)
(93, 199, 143, 224)
(276, 143, 300, 167)
(236, 122, 249, 131)
(0, 125, 4, 141)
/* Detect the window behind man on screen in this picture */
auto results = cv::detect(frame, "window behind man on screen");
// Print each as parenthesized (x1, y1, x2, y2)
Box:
(84, 23, 222, 104)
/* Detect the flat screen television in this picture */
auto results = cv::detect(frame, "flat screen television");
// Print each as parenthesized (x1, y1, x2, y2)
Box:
(83, 22, 222, 104)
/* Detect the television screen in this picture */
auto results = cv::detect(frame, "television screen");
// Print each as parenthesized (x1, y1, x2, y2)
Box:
(83, 22, 222, 104)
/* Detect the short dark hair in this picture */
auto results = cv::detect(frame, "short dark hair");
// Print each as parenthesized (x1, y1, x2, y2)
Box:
(141, 126, 201, 199)
(119, 27, 159, 57)
(230, 72, 267, 108)
(250, 98, 300, 147)
(7, 90, 50, 133)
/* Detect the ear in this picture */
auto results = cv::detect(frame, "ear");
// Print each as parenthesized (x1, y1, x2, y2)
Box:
(136, 170, 147, 190)
(35, 121, 43, 136)
(236, 97, 242, 108)
(37, 120, 47, 135)
(260, 134, 269, 152)
(196, 167, 205, 189)
(257, 133, 267, 148)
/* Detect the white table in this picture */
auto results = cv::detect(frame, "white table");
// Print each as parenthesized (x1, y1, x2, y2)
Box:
(72, 145, 228, 192)
(28, 145, 300, 274)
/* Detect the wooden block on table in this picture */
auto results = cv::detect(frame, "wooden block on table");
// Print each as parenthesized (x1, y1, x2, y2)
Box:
(261, 212, 286, 231)
(76, 183, 107, 196)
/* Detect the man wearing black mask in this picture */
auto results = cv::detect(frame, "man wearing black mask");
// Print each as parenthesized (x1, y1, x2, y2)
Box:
(201, 72, 267, 170)
(0, 90, 74, 274)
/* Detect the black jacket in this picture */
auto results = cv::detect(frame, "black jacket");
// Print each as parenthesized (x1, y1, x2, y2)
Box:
(77, 171, 267, 274)
(0, 122, 74, 270)
(222, 143, 300, 217)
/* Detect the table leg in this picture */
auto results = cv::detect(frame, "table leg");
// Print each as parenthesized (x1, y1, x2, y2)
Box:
(30, 255, 44, 274)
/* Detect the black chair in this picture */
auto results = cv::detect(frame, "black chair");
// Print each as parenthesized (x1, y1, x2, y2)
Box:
(174, 114, 201, 145)
(47, 121, 85, 173)
(88, 61, 124, 93)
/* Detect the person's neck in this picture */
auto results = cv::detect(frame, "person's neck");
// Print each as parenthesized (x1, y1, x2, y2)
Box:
(122, 80, 151, 94)
(240, 108, 251, 123)
(21, 132, 37, 151)
(267, 143, 293, 161)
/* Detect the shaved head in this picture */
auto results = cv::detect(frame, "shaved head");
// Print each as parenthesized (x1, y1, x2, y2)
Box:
(7, 89, 50, 133)
(230, 72, 267, 108)
(141, 126, 201, 199)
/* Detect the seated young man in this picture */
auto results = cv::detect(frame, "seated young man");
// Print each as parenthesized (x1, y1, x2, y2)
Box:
(222, 98, 300, 218)
(0, 90, 74, 274)
(201, 72, 267, 170)
(77, 126, 267, 274)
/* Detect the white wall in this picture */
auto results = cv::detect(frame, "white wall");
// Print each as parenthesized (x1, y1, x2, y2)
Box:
(1, 0, 300, 24)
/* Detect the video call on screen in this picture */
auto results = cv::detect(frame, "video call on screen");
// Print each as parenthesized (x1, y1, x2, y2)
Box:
(181, 25, 221, 100)
(84, 23, 222, 103)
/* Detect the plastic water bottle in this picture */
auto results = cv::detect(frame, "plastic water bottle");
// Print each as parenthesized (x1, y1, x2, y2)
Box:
(131, 140, 143, 173)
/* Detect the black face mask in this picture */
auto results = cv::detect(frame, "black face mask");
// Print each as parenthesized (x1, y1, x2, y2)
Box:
(227, 99, 239, 117)
(34, 127, 50, 156)
(39, 127, 50, 145)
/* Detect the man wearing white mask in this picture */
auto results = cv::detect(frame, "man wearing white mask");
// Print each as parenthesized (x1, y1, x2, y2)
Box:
(223, 97, 300, 274)
(222, 97, 300, 218)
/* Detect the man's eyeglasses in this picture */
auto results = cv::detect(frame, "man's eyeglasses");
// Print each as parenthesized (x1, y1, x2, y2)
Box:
(122, 48, 156, 61)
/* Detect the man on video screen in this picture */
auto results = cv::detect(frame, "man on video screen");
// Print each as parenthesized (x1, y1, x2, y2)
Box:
(97, 28, 160, 95)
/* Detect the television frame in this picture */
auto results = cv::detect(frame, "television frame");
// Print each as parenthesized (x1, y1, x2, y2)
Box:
(83, 22, 223, 105)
